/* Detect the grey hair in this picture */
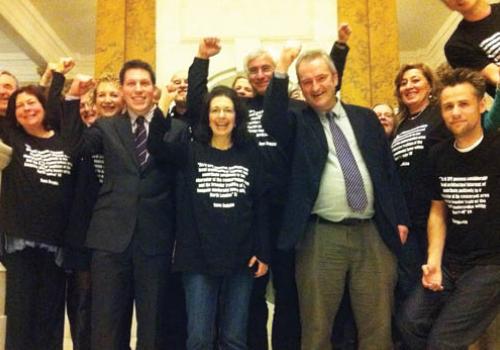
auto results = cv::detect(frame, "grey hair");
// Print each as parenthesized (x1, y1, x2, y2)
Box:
(0, 70, 19, 89)
(244, 49, 276, 73)
(295, 49, 337, 82)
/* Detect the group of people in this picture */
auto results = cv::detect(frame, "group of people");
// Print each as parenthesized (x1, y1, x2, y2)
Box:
(0, 0, 498, 349)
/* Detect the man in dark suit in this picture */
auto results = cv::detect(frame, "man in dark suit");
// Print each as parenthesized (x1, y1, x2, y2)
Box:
(78, 60, 175, 350)
(263, 47, 409, 349)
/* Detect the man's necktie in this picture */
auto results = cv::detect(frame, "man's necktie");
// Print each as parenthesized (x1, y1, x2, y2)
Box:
(134, 116, 148, 170)
(327, 112, 368, 212)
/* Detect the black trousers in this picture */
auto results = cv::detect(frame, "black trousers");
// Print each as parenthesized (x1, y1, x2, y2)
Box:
(90, 240, 171, 350)
(66, 270, 92, 350)
(5, 247, 66, 350)
(164, 271, 187, 349)
(248, 204, 301, 350)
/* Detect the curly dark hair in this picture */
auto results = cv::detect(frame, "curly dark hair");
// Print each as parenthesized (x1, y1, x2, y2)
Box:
(5, 85, 52, 132)
(194, 85, 250, 147)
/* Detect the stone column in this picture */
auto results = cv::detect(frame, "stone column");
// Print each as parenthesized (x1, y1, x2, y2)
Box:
(337, 0, 400, 107)
(95, 0, 156, 77)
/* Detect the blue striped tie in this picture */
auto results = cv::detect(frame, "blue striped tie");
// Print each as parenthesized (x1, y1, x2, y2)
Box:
(327, 112, 367, 212)
(134, 116, 148, 170)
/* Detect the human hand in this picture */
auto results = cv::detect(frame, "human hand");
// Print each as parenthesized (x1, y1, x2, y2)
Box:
(248, 256, 269, 278)
(421, 263, 443, 292)
(68, 74, 95, 97)
(276, 41, 302, 74)
(337, 23, 352, 44)
(398, 225, 409, 244)
(197, 37, 221, 59)
(56, 57, 76, 75)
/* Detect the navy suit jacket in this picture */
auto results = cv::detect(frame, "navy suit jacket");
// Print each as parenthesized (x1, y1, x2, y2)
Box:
(263, 76, 409, 254)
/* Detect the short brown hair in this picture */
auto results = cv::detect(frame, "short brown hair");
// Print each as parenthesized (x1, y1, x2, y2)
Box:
(437, 64, 486, 99)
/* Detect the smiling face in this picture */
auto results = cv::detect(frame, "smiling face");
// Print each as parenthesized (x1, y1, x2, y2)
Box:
(15, 92, 46, 134)
(233, 77, 254, 98)
(398, 68, 432, 114)
(0, 73, 17, 117)
(298, 57, 338, 112)
(247, 56, 275, 96)
(209, 95, 236, 142)
(121, 68, 155, 115)
(95, 81, 123, 117)
(441, 0, 482, 13)
(170, 71, 188, 103)
(440, 82, 485, 142)
(373, 104, 395, 137)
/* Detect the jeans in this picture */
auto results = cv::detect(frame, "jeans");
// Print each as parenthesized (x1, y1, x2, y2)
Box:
(183, 269, 254, 350)
(398, 263, 500, 350)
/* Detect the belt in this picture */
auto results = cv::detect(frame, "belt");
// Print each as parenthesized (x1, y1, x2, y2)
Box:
(312, 215, 371, 226)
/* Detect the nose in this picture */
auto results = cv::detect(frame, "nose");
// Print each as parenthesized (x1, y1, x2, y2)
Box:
(311, 79, 321, 91)
(134, 82, 143, 91)
(451, 105, 461, 117)
(256, 69, 266, 79)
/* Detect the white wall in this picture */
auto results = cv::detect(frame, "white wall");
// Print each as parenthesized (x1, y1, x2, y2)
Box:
(156, 0, 338, 87)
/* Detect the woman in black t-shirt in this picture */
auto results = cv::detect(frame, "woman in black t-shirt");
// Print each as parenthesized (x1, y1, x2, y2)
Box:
(391, 63, 451, 307)
(0, 84, 82, 350)
(149, 85, 269, 350)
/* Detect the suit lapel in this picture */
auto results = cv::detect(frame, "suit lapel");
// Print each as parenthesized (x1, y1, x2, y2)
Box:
(305, 106, 328, 153)
(343, 103, 367, 151)
(115, 114, 139, 168)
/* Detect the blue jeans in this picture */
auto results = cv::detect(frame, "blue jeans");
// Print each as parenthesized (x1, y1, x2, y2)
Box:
(397, 263, 500, 350)
(183, 269, 254, 350)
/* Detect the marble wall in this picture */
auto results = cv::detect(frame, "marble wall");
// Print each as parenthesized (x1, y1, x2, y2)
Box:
(94, 0, 400, 105)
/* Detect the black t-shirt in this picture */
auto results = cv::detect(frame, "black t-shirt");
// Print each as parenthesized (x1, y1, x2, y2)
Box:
(391, 104, 450, 225)
(429, 132, 500, 266)
(148, 114, 270, 276)
(445, 3, 500, 97)
(0, 127, 76, 246)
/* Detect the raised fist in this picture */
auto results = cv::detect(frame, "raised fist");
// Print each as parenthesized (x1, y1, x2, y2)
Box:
(197, 37, 221, 59)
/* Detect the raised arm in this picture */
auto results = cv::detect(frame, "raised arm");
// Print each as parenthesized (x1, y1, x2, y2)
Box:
(262, 43, 301, 151)
(63, 74, 97, 154)
(331, 23, 351, 92)
(186, 37, 221, 128)
(45, 58, 76, 131)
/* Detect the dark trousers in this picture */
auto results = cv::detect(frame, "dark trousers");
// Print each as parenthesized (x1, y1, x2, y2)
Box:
(398, 263, 500, 350)
(248, 204, 301, 350)
(5, 247, 66, 350)
(66, 270, 92, 350)
(164, 271, 187, 349)
(90, 241, 170, 350)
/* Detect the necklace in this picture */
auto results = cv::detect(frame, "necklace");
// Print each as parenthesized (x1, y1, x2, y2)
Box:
(408, 104, 429, 121)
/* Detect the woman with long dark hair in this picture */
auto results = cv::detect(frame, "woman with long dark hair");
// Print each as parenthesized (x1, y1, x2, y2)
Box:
(148, 40, 269, 350)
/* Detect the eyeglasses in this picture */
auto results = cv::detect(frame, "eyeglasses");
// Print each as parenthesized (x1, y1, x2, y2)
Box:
(209, 108, 235, 115)
(248, 65, 274, 77)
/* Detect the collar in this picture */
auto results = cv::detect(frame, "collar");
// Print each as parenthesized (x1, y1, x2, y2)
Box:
(128, 106, 156, 125)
